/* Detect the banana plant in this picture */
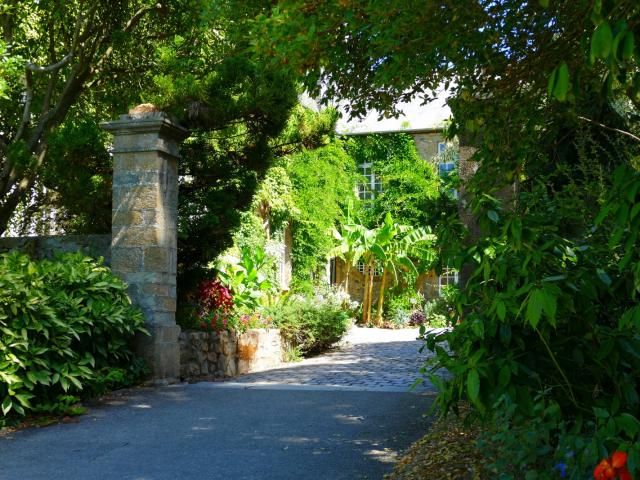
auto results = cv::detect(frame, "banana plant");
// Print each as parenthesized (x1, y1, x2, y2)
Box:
(357, 225, 379, 324)
(217, 246, 274, 313)
(370, 213, 436, 326)
(329, 202, 367, 294)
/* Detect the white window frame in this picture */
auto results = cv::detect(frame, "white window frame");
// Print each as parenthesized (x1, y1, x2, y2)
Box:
(356, 260, 383, 277)
(358, 162, 381, 200)
(438, 268, 459, 296)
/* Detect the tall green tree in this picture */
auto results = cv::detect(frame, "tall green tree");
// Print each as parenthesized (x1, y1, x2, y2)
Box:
(0, 0, 304, 237)
(0, 0, 180, 234)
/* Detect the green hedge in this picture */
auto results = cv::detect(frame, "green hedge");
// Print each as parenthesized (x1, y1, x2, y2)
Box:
(268, 294, 350, 356)
(0, 252, 147, 418)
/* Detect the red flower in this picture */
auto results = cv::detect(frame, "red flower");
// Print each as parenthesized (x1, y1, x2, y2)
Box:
(594, 452, 632, 480)
(613, 452, 628, 470)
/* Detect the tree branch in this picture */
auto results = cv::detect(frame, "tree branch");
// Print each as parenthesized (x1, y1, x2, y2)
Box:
(87, 3, 163, 84)
(13, 69, 33, 143)
(25, 52, 74, 73)
(577, 115, 640, 143)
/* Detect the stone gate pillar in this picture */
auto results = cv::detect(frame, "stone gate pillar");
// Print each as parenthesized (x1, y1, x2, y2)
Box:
(101, 107, 189, 384)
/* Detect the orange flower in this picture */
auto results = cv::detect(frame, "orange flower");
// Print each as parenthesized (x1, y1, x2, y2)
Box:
(594, 452, 633, 480)
(612, 452, 628, 469)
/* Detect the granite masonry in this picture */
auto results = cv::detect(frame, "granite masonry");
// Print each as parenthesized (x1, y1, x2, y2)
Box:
(101, 107, 189, 384)
(179, 329, 284, 380)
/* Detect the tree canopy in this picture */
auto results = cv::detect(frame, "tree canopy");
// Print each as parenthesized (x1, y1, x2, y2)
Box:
(0, 0, 303, 235)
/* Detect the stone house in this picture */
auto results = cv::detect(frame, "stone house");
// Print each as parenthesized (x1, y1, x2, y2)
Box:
(329, 123, 460, 305)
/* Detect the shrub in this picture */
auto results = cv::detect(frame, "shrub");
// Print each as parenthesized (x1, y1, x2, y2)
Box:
(189, 279, 235, 330)
(0, 252, 147, 418)
(409, 310, 426, 326)
(383, 289, 423, 328)
(197, 279, 233, 316)
(267, 289, 351, 356)
(199, 311, 274, 333)
(421, 300, 448, 328)
(217, 245, 275, 313)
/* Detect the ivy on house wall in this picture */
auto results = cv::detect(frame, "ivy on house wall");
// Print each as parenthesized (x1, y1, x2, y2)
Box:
(287, 140, 358, 285)
(344, 133, 445, 229)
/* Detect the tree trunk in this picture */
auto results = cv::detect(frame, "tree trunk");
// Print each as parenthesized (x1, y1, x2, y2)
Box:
(361, 262, 370, 324)
(375, 267, 387, 327)
(364, 260, 375, 324)
(344, 262, 351, 293)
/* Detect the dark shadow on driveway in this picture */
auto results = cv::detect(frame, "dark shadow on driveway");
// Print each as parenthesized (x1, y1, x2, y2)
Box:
(0, 385, 434, 480)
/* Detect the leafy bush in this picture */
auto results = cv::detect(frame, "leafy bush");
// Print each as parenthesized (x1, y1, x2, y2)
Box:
(267, 289, 351, 356)
(0, 252, 147, 418)
(217, 246, 275, 313)
(384, 289, 423, 327)
(188, 279, 234, 330)
(199, 311, 274, 333)
(421, 300, 448, 328)
(425, 159, 640, 477)
(420, 285, 458, 328)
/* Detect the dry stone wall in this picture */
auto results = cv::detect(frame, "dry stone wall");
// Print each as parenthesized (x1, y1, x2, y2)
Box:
(179, 328, 284, 380)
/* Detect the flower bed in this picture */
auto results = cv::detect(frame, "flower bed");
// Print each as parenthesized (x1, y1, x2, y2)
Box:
(179, 328, 283, 380)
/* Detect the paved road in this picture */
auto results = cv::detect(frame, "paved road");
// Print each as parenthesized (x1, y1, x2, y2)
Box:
(0, 328, 435, 480)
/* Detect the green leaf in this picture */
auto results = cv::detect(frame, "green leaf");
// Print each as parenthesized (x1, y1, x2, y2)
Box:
(1, 396, 12, 415)
(498, 365, 511, 387)
(538, 0, 549, 7)
(616, 413, 640, 437)
(540, 287, 557, 325)
(487, 210, 499, 223)
(525, 289, 543, 329)
(14, 393, 33, 408)
(622, 31, 635, 61)
(496, 301, 506, 321)
(472, 318, 484, 338)
(547, 66, 558, 98)
(553, 62, 570, 101)
(591, 23, 613, 59)
(596, 268, 612, 286)
(467, 369, 480, 403)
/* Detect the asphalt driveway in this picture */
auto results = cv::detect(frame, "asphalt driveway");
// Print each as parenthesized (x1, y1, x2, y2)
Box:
(0, 328, 435, 480)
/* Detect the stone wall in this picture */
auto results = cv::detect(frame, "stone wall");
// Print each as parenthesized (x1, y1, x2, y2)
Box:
(411, 131, 446, 161)
(179, 328, 284, 380)
(334, 259, 440, 303)
(0, 234, 111, 263)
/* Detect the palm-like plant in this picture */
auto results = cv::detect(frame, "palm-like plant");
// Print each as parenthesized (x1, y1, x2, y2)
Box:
(329, 202, 366, 293)
(330, 208, 436, 326)
(369, 213, 436, 326)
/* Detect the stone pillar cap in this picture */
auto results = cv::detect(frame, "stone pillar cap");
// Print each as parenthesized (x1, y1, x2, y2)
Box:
(100, 106, 190, 142)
